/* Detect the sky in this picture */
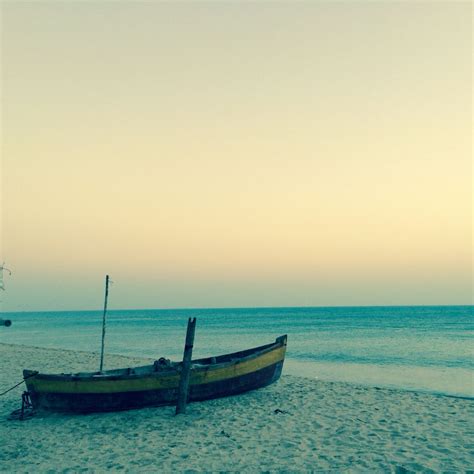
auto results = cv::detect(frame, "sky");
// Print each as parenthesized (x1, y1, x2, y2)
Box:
(1, 1, 472, 312)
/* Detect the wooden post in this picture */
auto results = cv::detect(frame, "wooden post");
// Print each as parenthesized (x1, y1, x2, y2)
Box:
(176, 317, 197, 415)
(99, 275, 110, 372)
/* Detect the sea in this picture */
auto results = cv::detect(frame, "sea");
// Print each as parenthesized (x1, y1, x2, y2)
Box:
(1, 305, 473, 398)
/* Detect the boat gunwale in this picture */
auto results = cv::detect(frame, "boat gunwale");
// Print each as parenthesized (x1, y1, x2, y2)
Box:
(24, 335, 287, 382)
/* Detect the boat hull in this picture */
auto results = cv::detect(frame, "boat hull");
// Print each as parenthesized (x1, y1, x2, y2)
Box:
(24, 336, 286, 413)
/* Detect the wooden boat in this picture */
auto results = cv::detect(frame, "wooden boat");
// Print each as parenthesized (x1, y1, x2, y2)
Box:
(23, 335, 287, 413)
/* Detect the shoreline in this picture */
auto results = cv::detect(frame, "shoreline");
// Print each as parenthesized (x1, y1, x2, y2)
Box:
(2, 342, 472, 401)
(1, 343, 473, 472)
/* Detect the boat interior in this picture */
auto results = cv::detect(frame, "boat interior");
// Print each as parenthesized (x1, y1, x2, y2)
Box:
(32, 336, 286, 379)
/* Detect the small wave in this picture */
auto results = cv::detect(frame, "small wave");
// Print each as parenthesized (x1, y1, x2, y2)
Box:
(290, 352, 474, 369)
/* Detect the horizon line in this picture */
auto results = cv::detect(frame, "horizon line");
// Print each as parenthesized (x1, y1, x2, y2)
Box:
(2, 303, 473, 315)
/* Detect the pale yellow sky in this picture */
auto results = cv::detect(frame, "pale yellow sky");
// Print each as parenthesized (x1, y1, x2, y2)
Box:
(1, 1, 472, 311)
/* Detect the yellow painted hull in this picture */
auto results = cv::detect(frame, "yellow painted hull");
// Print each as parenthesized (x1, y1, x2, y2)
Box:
(24, 335, 287, 413)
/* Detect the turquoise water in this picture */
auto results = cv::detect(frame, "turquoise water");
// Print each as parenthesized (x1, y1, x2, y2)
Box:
(1, 306, 473, 397)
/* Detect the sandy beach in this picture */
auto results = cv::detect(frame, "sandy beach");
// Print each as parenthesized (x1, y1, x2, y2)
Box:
(1, 343, 472, 472)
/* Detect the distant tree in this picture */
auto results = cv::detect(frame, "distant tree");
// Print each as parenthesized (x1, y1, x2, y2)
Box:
(0, 263, 12, 291)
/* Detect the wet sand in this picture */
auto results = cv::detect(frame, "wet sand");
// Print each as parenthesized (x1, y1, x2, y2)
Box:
(1, 343, 472, 472)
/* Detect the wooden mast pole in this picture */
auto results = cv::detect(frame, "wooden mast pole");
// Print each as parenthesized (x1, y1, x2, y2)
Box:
(99, 275, 110, 372)
(176, 317, 197, 415)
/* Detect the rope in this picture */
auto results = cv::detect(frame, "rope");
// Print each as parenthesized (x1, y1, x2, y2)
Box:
(0, 371, 38, 397)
